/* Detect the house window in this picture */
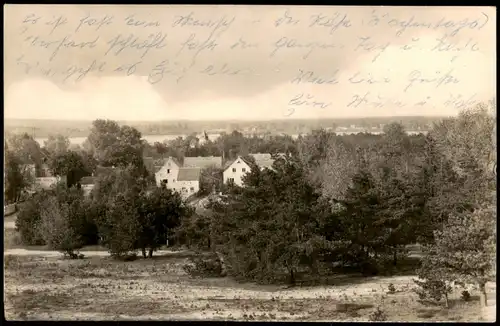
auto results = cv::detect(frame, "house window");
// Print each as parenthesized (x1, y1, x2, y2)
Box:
(232, 168, 236, 172)
(190, 187, 194, 192)
(167, 169, 170, 173)
(228, 178, 234, 183)
(173, 179, 176, 183)
(162, 179, 168, 184)
(242, 168, 246, 172)
(182, 187, 186, 192)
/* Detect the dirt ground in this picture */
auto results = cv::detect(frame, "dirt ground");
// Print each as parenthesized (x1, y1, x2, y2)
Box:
(3, 249, 496, 322)
(4, 214, 16, 230)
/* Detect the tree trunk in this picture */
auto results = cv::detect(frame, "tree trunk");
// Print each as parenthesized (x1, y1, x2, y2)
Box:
(289, 268, 295, 285)
(310, 254, 319, 275)
(141, 247, 147, 259)
(393, 250, 397, 266)
(444, 292, 449, 308)
(479, 282, 488, 307)
(148, 248, 154, 258)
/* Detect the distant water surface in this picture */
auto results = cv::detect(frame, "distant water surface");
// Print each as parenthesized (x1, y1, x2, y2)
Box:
(34, 131, 427, 146)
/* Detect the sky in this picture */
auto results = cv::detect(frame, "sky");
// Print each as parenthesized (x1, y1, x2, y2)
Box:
(4, 5, 496, 121)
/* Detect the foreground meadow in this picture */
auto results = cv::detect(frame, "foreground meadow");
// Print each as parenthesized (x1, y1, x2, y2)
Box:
(3, 250, 495, 322)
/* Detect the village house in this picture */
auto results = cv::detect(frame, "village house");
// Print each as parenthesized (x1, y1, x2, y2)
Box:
(40, 163, 52, 177)
(222, 156, 252, 187)
(80, 176, 96, 197)
(21, 163, 52, 179)
(22, 164, 36, 180)
(155, 157, 182, 187)
(222, 153, 286, 187)
(34, 176, 66, 191)
(174, 168, 201, 197)
(21, 163, 65, 192)
(78, 166, 117, 197)
(154, 157, 204, 198)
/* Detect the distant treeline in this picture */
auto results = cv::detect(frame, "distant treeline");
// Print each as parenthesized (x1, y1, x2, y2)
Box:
(5, 116, 443, 138)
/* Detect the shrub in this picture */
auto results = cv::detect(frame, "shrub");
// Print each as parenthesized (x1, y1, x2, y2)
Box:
(183, 253, 226, 278)
(461, 290, 471, 302)
(413, 278, 452, 307)
(414, 208, 495, 308)
(387, 283, 396, 294)
(122, 253, 138, 261)
(368, 306, 388, 321)
(15, 192, 48, 245)
(100, 193, 141, 258)
(39, 196, 84, 257)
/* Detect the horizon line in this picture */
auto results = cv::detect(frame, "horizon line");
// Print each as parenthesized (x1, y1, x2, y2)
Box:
(4, 115, 452, 123)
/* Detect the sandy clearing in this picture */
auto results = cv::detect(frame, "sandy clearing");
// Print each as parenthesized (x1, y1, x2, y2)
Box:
(482, 297, 497, 322)
(4, 220, 16, 229)
(4, 222, 496, 322)
(4, 255, 495, 322)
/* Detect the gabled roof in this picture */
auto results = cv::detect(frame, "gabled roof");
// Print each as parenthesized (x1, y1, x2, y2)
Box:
(80, 176, 95, 185)
(177, 168, 201, 181)
(223, 156, 253, 171)
(183, 156, 222, 169)
(166, 157, 182, 167)
(153, 157, 181, 172)
(222, 153, 281, 172)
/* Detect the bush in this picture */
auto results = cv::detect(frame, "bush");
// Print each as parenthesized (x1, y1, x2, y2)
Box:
(388, 283, 396, 294)
(39, 196, 84, 257)
(100, 193, 141, 258)
(15, 192, 48, 246)
(413, 278, 452, 307)
(461, 290, 471, 302)
(368, 306, 388, 321)
(67, 252, 85, 260)
(121, 253, 138, 261)
(183, 253, 226, 278)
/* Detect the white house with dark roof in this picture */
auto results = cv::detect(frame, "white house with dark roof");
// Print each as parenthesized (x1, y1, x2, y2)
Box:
(173, 168, 201, 197)
(223, 156, 252, 187)
(154, 157, 182, 188)
(222, 153, 287, 187)
(154, 157, 201, 198)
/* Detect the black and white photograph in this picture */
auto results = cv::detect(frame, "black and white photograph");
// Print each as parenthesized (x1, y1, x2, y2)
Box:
(3, 4, 496, 322)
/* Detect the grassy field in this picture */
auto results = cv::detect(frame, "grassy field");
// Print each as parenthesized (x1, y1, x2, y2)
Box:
(4, 250, 493, 322)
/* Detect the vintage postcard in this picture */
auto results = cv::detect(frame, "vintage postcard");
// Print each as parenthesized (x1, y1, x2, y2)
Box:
(4, 4, 496, 322)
